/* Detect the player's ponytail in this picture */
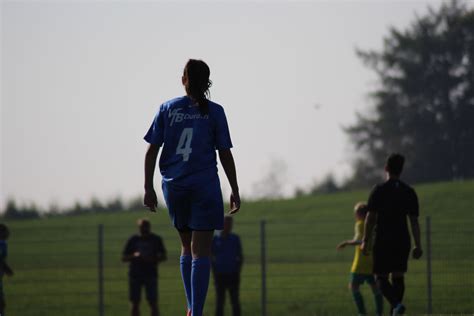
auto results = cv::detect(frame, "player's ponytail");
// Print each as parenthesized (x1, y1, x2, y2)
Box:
(184, 59, 212, 114)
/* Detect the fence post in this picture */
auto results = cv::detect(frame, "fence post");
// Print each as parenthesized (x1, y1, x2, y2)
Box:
(260, 220, 267, 316)
(426, 216, 432, 314)
(98, 224, 104, 316)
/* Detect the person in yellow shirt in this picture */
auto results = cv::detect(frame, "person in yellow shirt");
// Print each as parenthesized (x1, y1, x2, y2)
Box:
(337, 202, 383, 316)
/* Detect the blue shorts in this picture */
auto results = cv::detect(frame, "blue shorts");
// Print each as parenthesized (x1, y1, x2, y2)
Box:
(162, 176, 224, 231)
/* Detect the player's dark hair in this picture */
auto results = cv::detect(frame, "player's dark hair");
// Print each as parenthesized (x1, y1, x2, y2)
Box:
(184, 59, 212, 114)
(386, 153, 405, 176)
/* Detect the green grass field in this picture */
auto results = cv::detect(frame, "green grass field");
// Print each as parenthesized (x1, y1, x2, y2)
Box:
(4, 180, 474, 315)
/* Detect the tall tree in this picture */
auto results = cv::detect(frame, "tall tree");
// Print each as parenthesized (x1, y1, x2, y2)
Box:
(346, 0, 474, 186)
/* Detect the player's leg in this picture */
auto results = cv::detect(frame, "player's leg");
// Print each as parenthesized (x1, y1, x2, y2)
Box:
(390, 272, 406, 315)
(375, 274, 397, 304)
(179, 230, 193, 313)
(228, 272, 241, 316)
(392, 245, 409, 305)
(373, 243, 401, 311)
(191, 230, 214, 316)
(214, 272, 225, 316)
(0, 298, 4, 316)
(145, 276, 159, 316)
(129, 277, 141, 316)
(189, 176, 224, 316)
(367, 275, 384, 316)
(349, 274, 367, 315)
(162, 181, 193, 314)
(0, 281, 5, 316)
(390, 244, 410, 315)
(391, 272, 405, 303)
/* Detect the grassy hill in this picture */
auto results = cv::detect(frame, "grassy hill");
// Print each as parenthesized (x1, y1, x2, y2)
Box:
(4, 180, 474, 315)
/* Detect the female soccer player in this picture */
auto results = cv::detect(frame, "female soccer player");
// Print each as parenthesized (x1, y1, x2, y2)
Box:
(143, 59, 240, 316)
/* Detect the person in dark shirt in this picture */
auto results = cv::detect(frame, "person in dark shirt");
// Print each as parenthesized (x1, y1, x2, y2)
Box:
(122, 219, 167, 316)
(361, 153, 422, 316)
(0, 224, 13, 316)
(211, 216, 243, 316)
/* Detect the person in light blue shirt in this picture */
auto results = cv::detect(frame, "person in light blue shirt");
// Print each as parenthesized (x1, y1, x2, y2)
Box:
(211, 216, 243, 316)
(144, 59, 241, 316)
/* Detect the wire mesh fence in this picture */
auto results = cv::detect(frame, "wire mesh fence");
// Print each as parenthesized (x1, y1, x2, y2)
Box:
(4, 215, 474, 315)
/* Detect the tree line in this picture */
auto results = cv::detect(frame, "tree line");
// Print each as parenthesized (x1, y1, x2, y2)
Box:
(1, 196, 145, 219)
(267, 0, 474, 197)
(345, 0, 474, 187)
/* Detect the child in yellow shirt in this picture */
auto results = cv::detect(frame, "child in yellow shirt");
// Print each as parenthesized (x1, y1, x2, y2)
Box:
(337, 202, 383, 316)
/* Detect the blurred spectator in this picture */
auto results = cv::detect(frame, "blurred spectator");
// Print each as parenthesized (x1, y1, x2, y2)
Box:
(122, 219, 167, 316)
(0, 224, 13, 316)
(211, 216, 243, 316)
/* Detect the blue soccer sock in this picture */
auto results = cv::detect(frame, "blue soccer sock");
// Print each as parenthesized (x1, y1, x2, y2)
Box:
(191, 257, 211, 316)
(351, 289, 367, 315)
(180, 255, 192, 310)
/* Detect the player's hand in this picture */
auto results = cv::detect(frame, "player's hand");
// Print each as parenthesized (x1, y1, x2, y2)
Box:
(336, 242, 346, 250)
(412, 246, 423, 259)
(229, 192, 241, 214)
(144, 189, 158, 212)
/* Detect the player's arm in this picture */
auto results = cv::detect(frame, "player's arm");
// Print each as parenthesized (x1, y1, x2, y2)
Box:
(218, 149, 240, 214)
(144, 144, 160, 212)
(408, 189, 422, 259)
(409, 215, 423, 259)
(337, 226, 363, 249)
(337, 239, 362, 250)
(361, 211, 376, 254)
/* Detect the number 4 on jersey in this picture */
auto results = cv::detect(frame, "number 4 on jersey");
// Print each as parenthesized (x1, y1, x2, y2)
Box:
(176, 128, 193, 161)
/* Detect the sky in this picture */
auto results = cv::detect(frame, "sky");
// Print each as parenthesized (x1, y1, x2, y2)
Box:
(1, 0, 448, 210)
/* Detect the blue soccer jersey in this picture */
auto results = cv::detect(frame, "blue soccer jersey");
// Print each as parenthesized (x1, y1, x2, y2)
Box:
(145, 96, 233, 231)
(212, 233, 243, 274)
(144, 96, 233, 187)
